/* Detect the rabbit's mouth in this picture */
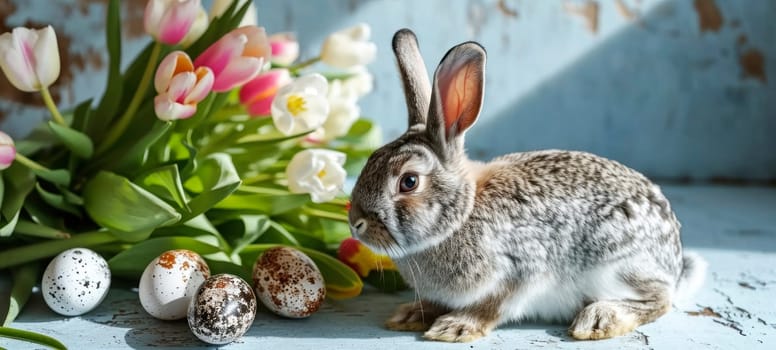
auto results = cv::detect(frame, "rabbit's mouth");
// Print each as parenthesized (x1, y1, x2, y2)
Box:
(350, 217, 405, 257)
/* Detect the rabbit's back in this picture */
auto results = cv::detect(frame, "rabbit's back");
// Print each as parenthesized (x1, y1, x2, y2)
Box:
(471, 150, 683, 277)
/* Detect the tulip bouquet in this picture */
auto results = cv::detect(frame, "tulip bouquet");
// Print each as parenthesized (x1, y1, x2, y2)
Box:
(0, 0, 396, 347)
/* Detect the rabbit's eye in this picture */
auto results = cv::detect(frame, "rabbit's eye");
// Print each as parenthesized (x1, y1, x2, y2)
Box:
(399, 173, 419, 193)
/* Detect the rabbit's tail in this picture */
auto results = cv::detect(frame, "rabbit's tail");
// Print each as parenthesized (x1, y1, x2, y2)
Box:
(673, 251, 708, 305)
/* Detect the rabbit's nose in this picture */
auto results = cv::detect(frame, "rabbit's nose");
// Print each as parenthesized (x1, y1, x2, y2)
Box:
(352, 218, 368, 236)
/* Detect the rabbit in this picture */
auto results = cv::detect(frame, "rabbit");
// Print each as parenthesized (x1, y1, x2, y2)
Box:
(347, 28, 707, 343)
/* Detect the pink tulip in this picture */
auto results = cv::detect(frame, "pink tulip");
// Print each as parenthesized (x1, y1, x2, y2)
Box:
(0, 26, 60, 92)
(193, 26, 271, 92)
(0, 131, 15, 170)
(239, 68, 292, 116)
(268, 33, 299, 66)
(145, 0, 203, 45)
(154, 51, 214, 121)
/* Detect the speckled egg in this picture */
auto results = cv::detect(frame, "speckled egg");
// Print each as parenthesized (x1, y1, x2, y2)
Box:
(252, 247, 326, 318)
(42, 248, 111, 316)
(187, 274, 257, 345)
(138, 249, 211, 320)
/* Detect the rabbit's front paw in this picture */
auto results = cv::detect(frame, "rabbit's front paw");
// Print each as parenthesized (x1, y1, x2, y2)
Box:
(569, 301, 639, 340)
(385, 301, 445, 332)
(423, 313, 491, 342)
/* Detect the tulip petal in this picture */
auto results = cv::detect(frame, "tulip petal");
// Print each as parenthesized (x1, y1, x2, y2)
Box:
(211, 56, 263, 92)
(167, 72, 197, 103)
(33, 26, 60, 88)
(194, 31, 247, 76)
(158, 0, 200, 45)
(155, 51, 190, 93)
(144, 0, 165, 38)
(154, 94, 197, 121)
(294, 74, 329, 97)
(269, 32, 299, 65)
(184, 67, 214, 104)
(239, 68, 290, 105)
(0, 144, 15, 170)
(0, 29, 39, 91)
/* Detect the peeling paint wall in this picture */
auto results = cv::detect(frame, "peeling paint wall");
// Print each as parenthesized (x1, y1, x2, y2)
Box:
(1, 0, 774, 181)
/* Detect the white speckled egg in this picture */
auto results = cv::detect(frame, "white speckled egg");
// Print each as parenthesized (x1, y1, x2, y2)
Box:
(187, 274, 257, 345)
(252, 247, 326, 318)
(42, 248, 111, 316)
(138, 249, 211, 320)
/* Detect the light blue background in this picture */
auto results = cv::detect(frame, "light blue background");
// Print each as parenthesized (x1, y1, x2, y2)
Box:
(1, 0, 774, 181)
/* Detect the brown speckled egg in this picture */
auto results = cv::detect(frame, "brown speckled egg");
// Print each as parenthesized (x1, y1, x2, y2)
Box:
(138, 249, 210, 320)
(187, 274, 256, 345)
(252, 247, 326, 318)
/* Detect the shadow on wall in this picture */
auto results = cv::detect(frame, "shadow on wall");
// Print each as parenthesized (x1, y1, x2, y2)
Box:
(467, 0, 776, 182)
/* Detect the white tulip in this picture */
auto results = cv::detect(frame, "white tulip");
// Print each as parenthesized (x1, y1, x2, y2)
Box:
(286, 149, 347, 203)
(271, 74, 330, 136)
(0, 26, 60, 92)
(320, 23, 377, 69)
(341, 66, 373, 99)
(313, 79, 360, 141)
(180, 7, 209, 47)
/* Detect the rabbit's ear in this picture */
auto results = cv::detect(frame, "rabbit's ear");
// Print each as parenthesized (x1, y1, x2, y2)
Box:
(393, 29, 431, 128)
(427, 42, 485, 150)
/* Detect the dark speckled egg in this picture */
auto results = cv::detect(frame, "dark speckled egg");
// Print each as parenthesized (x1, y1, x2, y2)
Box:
(187, 274, 256, 345)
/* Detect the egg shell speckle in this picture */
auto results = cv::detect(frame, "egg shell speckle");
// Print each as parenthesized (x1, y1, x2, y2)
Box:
(42, 248, 111, 316)
(139, 249, 210, 320)
(187, 274, 257, 345)
(252, 247, 326, 318)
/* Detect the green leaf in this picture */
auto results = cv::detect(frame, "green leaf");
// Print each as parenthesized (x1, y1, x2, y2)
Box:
(256, 221, 300, 246)
(3, 264, 39, 326)
(363, 269, 408, 293)
(108, 121, 172, 175)
(83, 171, 181, 240)
(236, 128, 313, 145)
(47, 121, 94, 158)
(185, 0, 250, 58)
(0, 211, 19, 237)
(93, 0, 123, 135)
(204, 259, 252, 282)
(135, 164, 189, 212)
(183, 153, 241, 220)
(70, 99, 93, 135)
(12, 220, 70, 239)
(28, 167, 70, 187)
(215, 192, 310, 215)
(216, 215, 270, 255)
(22, 195, 60, 229)
(0, 327, 67, 350)
(35, 183, 81, 217)
(108, 236, 221, 279)
(1, 164, 35, 234)
(153, 215, 231, 252)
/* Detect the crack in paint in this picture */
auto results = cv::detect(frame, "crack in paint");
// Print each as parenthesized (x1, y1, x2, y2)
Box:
(634, 330, 650, 345)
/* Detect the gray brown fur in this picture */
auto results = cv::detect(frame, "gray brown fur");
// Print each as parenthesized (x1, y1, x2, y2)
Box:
(348, 29, 706, 342)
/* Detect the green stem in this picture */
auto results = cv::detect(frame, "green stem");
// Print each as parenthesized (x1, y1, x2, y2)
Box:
(302, 206, 349, 222)
(0, 231, 117, 270)
(242, 173, 277, 184)
(0, 327, 67, 350)
(39, 87, 67, 126)
(13, 153, 51, 172)
(96, 42, 162, 155)
(289, 56, 321, 73)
